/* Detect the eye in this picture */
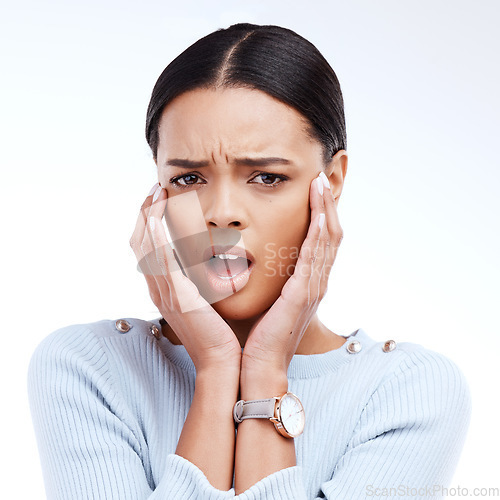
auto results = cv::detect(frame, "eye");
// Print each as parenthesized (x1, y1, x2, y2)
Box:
(169, 173, 205, 188)
(249, 172, 288, 187)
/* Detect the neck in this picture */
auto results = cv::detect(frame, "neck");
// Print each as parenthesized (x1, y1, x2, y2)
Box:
(161, 311, 346, 355)
(223, 312, 266, 349)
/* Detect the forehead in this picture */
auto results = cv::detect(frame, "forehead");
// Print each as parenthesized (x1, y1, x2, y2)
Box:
(157, 87, 316, 159)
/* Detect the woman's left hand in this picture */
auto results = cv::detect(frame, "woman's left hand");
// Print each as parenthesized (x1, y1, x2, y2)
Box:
(241, 172, 343, 379)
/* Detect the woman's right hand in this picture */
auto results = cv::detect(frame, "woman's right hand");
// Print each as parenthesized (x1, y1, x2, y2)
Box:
(130, 183, 242, 375)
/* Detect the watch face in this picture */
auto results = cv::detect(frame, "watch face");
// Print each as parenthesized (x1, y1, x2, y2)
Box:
(278, 393, 305, 437)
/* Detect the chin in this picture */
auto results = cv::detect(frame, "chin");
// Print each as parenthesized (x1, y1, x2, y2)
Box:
(186, 262, 291, 321)
(209, 285, 278, 321)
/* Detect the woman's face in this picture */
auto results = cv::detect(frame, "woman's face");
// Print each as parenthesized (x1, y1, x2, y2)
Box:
(156, 87, 340, 321)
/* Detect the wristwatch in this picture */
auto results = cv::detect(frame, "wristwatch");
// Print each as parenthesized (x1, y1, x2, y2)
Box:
(233, 391, 305, 438)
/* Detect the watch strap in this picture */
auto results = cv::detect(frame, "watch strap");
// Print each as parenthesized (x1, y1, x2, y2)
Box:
(233, 397, 277, 424)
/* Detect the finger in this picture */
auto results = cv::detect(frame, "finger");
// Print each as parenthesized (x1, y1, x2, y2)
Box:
(284, 177, 326, 306)
(145, 187, 202, 310)
(129, 183, 169, 306)
(318, 179, 343, 292)
(305, 175, 331, 300)
(323, 182, 343, 250)
(311, 210, 329, 301)
(141, 183, 165, 258)
(144, 187, 181, 309)
(146, 186, 183, 280)
(130, 183, 157, 249)
(140, 183, 173, 271)
(130, 182, 159, 273)
(309, 172, 326, 217)
(309, 176, 329, 290)
(322, 180, 343, 266)
(143, 185, 168, 274)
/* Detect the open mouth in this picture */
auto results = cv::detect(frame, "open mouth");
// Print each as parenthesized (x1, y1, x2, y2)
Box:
(202, 246, 255, 294)
(206, 254, 253, 279)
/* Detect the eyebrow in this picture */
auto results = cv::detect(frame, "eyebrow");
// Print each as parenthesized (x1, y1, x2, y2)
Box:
(164, 157, 294, 168)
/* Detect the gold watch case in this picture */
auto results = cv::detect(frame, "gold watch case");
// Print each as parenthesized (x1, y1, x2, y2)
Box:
(269, 391, 305, 438)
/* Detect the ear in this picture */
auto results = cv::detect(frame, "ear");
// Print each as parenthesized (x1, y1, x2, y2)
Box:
(324, 150, 348, 203)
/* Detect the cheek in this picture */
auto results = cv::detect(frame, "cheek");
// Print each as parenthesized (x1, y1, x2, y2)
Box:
(261, 194, 310, 272)
(277, 188, 310, 244)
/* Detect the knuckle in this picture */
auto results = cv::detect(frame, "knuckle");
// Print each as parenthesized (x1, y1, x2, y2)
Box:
(331, 228, 344, 247)
(146, 254, 164, 276)
(140, 239, 151, 255)
(291, 287, 309, 306)
(299, 247, 316, 265)
(320, 230, 330, 243)
(157, 258, 168, 276)
(137, 257, 149, 275)
(149, 290, 161, 305)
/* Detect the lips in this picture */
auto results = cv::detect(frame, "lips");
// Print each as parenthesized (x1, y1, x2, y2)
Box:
(208, 254, 250, 278)
(202, 244, 255, 267)
(202, 244, 255, 295)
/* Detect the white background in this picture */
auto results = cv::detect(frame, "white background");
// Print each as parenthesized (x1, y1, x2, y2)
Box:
(1, 0, 498, 497)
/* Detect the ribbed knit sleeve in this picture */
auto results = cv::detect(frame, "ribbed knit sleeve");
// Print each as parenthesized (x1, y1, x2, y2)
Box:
(317, 348, 472, 499)
(27, 325, 235, 500)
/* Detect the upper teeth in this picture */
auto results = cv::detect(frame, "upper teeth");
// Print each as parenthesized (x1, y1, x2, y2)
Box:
(215, 253, 239, 260)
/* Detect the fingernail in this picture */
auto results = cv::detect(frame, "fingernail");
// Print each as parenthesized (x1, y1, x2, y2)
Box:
(318, 213, 325, 230)
(148, 183, 159, 196)
(316, 176, 323, 196)
(152, 185, 162, 202)
(319, 171, 330, 189)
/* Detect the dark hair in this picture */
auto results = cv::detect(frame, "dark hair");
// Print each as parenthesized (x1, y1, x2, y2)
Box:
(145, 23, 346, 165)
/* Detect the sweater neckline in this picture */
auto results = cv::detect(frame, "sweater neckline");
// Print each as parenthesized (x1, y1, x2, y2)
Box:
(151, 318, 374, 379)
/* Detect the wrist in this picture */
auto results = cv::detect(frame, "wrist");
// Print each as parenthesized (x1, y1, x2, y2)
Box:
(196, 365, 240, 386)
(240, 364, 289, 400)
(195, 368, 240, 406)
(193, 351, 242, 377)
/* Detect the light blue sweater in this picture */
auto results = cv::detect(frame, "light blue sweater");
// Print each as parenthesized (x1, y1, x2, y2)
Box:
(27, 317, 471, 499)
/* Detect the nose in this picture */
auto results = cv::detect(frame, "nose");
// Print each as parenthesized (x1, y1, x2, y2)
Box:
(203, 180, 248, 230)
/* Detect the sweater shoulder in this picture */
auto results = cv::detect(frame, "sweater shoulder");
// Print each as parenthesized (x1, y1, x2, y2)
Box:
(358, 331, 469, 388)
(356, 335, 472, 424)
(343, 332, 472, 420)
(27, 317, 156, 375)
(383, 339, 468, 387)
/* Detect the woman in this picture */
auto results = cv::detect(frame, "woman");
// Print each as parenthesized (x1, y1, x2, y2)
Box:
(28, 23, 471, 499)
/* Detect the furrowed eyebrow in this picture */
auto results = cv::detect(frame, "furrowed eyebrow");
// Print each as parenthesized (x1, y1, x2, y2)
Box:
(164, 157, 293, 168)
(232, 157, 293, 167)
(164, 159, 210, 168)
